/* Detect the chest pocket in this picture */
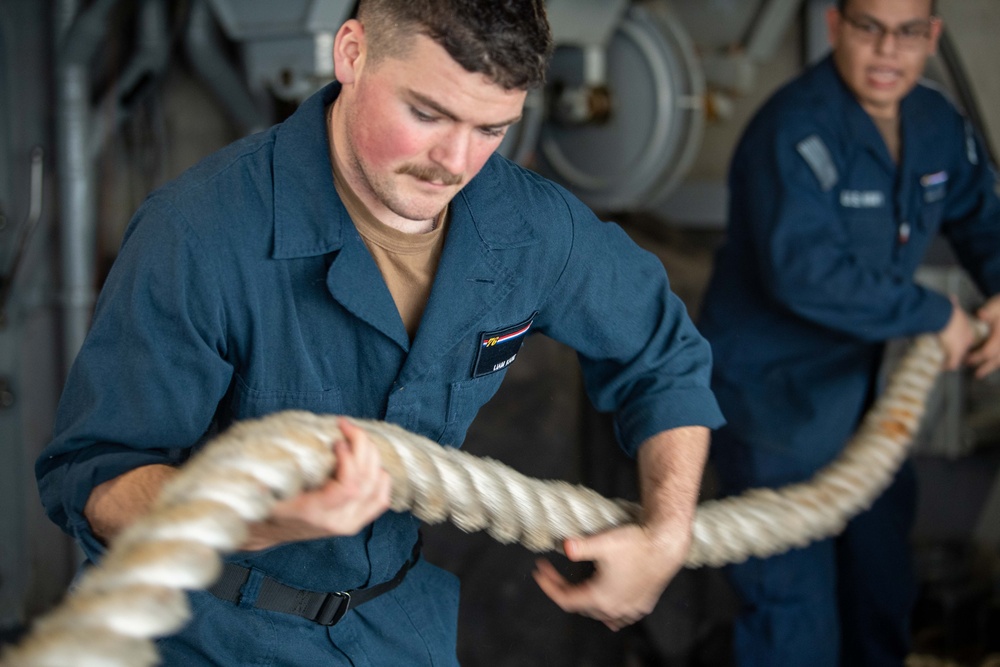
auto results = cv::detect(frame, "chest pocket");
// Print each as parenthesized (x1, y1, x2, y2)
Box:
(228, 374, 345, 421)
(437, 372, 508, 447)
(917, 173, 948, 234)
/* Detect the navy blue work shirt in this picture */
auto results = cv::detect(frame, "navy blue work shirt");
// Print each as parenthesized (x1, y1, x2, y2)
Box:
(700, 55, 1000, 470)
(37, 82, 723, 596)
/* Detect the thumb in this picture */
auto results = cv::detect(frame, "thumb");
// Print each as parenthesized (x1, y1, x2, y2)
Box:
(564, 533, 604, 562)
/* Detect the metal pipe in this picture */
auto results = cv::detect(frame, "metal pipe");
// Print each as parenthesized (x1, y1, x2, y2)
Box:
(0, 148, 44, 327)
(937, 28, 999, 169)
(804, 0, 835, 64)
(55, 0, 119, 373)
(56, 61, 95, 373)
(91, 0, 172, 157)
(183, 0, 270, 135)
(745, 0, 805, 62)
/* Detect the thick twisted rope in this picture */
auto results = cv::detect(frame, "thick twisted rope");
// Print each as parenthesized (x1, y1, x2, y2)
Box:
(0, 329, 973, 666)
(689, 331, 945, 566)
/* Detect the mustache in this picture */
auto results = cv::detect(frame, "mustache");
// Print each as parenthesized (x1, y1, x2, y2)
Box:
(396, 164, 463, 186)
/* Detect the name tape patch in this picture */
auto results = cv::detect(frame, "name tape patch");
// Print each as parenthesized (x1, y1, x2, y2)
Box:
(839, 190, 885, 208)
(473, 313, 536, 378)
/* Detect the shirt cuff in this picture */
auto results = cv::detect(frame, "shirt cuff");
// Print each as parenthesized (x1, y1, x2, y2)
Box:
(58, 444, 180, 562)
(614, 386, 726, 458)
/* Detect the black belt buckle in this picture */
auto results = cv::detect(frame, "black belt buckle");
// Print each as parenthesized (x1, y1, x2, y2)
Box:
(316, 591, 351, 626)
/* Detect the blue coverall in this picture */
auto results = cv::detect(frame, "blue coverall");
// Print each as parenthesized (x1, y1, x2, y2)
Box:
(36, 82, 724, 666)
(699, 55, 1000, 666)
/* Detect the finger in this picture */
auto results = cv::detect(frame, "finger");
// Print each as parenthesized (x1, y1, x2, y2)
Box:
(374, 468, 392, 508)
(337, 423, 384, 492)
(968, 333, 1000, 366)
(337, 419, 362, 459)
(977, 299, 1000, 320)
(564, 534, 605, 563)
(331, 438, 357, 484)
(945, 339, 969, 370)
(605, 615, 642, 632)
(974, 355, 1000, 379)
(973, 310, 1000, 347)
(341, 419, 383, 479)
(532, 558, 568, 589)
(603, 619, 628, 632)
(535, 565, 637, 629)
(532, 559, 583, 611)
(983, 327, 1000, 351)
(968, 348, 991, 368)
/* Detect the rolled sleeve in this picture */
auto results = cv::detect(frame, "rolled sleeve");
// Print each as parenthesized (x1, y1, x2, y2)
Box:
(50, 445, 178, 561)
(536, 189, 724, 458)
(35, 196, 235, 547)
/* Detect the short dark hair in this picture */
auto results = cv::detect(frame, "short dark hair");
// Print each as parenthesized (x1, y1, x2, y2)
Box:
(357, 0, 553, 90)
(836, 0, 937, 14)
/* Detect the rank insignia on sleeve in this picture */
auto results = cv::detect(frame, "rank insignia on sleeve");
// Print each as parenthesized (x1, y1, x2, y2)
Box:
(472, 312, 537, 378)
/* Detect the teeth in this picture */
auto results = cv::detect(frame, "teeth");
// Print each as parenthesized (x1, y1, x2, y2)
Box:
(869, 68, 900, 84)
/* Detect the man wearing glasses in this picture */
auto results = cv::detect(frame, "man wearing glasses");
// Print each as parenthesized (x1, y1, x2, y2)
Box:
(698, 0, 1000, 664)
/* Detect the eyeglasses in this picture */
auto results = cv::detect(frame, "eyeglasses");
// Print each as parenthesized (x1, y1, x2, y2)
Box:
(841, 14, 936, 50)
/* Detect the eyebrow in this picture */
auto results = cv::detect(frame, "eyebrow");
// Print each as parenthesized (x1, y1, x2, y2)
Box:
(853, 12, 932, 28)
(407, 90, 523, 130)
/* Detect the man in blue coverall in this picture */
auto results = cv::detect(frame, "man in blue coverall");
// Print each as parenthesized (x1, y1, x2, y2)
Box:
(35, 0, 725, 664)
(699, 0, 1000, 664)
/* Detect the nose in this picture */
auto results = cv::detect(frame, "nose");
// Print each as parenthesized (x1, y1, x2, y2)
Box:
(875, 29, 899, 55)
(428, 127, 470, 177)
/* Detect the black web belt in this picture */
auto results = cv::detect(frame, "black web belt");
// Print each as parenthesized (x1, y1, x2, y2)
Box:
(208, 537, 422, 627)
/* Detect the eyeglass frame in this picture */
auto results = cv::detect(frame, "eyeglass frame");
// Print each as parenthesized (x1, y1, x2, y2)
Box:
(839, 12, 939, 50)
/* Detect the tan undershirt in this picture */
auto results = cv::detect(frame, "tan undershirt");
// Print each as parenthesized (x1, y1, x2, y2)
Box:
(329, 134, 449, 340)
(872, 114, 901, 164)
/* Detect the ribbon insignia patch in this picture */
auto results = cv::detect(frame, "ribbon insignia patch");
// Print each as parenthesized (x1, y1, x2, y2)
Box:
(473, 313, 536, 378)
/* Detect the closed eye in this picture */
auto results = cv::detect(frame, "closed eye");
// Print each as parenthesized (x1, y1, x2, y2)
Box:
(410, 106, 437, 123)
(479, 126, 508, 139)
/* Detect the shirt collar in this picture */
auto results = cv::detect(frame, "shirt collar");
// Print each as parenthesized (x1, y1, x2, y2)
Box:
(818, 54, 919, 170)
(272, 82, 350, 259)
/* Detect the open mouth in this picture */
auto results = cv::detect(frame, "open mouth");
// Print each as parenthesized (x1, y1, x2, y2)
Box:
(867, 66, 902, 88)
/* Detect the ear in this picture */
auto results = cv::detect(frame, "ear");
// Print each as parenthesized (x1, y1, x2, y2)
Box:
(825, 6, 841, 48)
(333, 19, 366, 85)
(926, 16, 944, 56)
